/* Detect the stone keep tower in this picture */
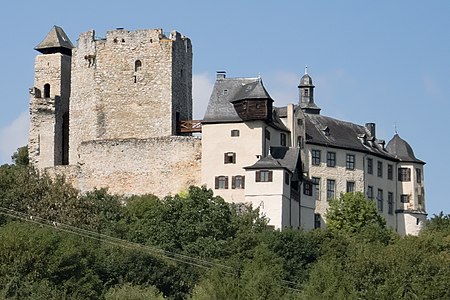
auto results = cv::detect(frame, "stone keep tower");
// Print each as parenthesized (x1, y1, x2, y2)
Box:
(29, 26, 73, 168)
(69, 28, 192, 164)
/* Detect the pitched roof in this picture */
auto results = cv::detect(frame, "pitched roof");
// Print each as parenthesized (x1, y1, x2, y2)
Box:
(304, 113, 396, 160)
(35, 26, 74, 55)
(245, 147, 300, 173)
(232, 79, 272, 102)
(386, 134, 425, 164)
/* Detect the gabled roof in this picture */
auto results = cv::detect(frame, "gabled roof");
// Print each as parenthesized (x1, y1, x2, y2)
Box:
(386, 134, 425, 164)
(35, 26, 74, 55)
(304, 113, 396, 160)
(203, 77, 257, 123)
(232, 79, 272, 102)
(245, 147, 300, 173)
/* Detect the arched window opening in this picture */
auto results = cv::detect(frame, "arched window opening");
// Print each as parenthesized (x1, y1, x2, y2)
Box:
(135, 60, 142, 72)
(44, 84, 50, 98)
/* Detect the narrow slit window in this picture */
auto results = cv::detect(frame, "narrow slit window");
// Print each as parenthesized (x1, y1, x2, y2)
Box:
(43, 84, 50, 98)
(135, 60, 142, 72)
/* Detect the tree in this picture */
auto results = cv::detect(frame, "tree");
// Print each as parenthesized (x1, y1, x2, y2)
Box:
(326, 192, 387, 235)
(11, 146, 29, 166)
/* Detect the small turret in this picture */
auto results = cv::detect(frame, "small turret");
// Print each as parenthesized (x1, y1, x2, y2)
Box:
(35, 25, 74, 56)
(298, 67, 320, 114)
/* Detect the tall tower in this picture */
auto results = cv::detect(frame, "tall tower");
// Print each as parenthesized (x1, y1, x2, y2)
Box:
(298, 67, 320, 114)
(29, 26, 73, 168)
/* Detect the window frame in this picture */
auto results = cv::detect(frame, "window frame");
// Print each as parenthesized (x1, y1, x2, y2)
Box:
(388, 192, 393, 215)
(224, 152, 236, 164)
(311, 149, 321, 166)
(256, 170, 273, 182)
(232, 175, 245, 189)
(280, 133, 287, 147)
(387, 164, 393, 180)
(326, 179, 336, 201)
(346, 181, 355, 193)
(346, 154, 355, 170)
(400, 194, 410, 203)
(303, 182, 313, 196)
(377, 161, 383, 178)
(398, 168, 411, 182)
(312, 177, 320, 201)
(416, 168, 422, 183)
(377, 189, 383, 212)
(367, 185, 374, 200)
(215, 176, 228, 189)
(230, 129, 240, 137)
(327, 152, 336, 167)
(367, 158, 373, 174)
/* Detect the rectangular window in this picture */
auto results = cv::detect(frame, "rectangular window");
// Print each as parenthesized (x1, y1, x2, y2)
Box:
(312, 150, 321, 166)
(231, 129, 240, 137)
(416, 168, 422, 183)
(327, 152, 336, 167)
(215, 176, 228, 189)
(377, 189, 383, 212)
(346, 154, 355, 170)
(303, 182, 313, 196)
(398, 168, 411, 182)
(314, 213, 321, 229)
(388, 192, 393, 215)
(400, 194, 410, 203)
(367, 158, 373, 174)
(284, 172, 290, 185)
(367, 186, 373, 199)
(224, 152, 236, 164)
(346, 181, 355, 193)
(232, 175, 245, 189)
(387, 164, 393, 180)
(312, 177, 320, 200)
(256, 170, 273, 182)
(327, 179, 336, 200)
(281, 133, 287, 146)
(377, 161, 383, 178)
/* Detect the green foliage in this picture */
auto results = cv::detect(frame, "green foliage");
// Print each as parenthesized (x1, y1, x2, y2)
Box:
(105, 283, 164, 300)
(326, 192, 387, 235)
(11, 146, 29, 166)
(424, 211, 450, 234)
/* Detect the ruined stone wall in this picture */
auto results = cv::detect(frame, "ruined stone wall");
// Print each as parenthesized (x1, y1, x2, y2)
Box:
(68, 136, 202, 197)
(69, 29, 192, 166)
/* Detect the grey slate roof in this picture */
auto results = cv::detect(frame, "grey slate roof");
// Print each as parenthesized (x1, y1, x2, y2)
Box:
(245, 146, 300, 174)
(35, 26, 74, 53)
(202, 77, 289, 131)
(386, 134, 425, 164)
(203, 77, 258, 123)
(304, 113, 397, 160)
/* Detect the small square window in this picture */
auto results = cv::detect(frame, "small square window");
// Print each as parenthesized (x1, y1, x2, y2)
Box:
(400, 194, 410, 203)
(232, 175, 245, 189)
(231, 130, 240, 137)
(304, 182, 313, 196)
(398, 168, 411, 182)
(223, 89, 229, 95)
(224, 152, 236, 164)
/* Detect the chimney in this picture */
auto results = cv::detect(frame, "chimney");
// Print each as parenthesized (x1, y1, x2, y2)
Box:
(365, 123, 376, 138)
(216, 71, 226, 79)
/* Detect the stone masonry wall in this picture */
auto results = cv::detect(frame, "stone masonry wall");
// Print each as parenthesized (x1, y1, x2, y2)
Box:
(71, 136, 201, 197)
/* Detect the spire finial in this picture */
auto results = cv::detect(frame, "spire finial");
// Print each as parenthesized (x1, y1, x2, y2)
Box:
(257, 72, 261, 82)
(305, 66, 308, 75)
(394, 122, 398, 134)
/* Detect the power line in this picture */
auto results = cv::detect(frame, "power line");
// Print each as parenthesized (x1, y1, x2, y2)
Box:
(0, 206, 302, 292)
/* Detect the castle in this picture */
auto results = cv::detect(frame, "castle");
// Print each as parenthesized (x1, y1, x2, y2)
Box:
(28, 26, 426, 235)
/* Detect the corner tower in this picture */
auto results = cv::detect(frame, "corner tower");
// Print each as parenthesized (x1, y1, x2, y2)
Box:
(299, 67, 320, 114)
(29, 26, 73, 168)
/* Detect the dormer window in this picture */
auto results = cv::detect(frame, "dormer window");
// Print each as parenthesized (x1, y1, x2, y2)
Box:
(135, 60, 142, 72)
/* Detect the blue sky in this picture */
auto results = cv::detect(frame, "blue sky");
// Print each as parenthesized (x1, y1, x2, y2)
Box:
(1, 0, 449, 216)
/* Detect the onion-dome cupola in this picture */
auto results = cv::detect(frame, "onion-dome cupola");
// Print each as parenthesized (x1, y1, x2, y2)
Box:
(298, 67, 320, 114)
(386, 133, 425, 164)
(34, 25, 74, 56)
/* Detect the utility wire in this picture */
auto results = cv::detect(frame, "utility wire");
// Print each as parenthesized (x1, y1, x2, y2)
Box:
(0, 206, 301, 292)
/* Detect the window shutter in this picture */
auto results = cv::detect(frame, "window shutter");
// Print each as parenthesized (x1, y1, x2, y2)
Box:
(242, 176, 245, 188)
(224, 153, 227, 164)
(225, 176, 229, 189)
(215, 176, 219, 189)
(256, 171, 261, 182)
(268, 171, 273, 182)
(232, 153, 236, 163)
(232, 176, 236, 189)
